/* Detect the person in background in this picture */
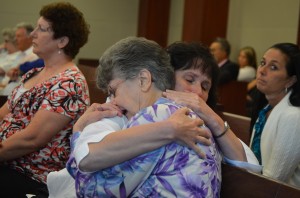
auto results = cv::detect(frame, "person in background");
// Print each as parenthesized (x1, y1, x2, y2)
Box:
(0, 27, 20, 85)
(237, 46, 257, 82)
(0, 2, 90, 197)
(210, 37, 239, 85)
(1, 58, 45, 95)
(19, 58, 44, 74)
(250, 43, 300, 188)
(0, 42, 6, 57)
(1, 22, 39, 93)
(235, 46, 258, 116)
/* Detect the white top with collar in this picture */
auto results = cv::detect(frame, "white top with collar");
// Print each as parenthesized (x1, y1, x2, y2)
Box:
(251, 91, 300, 188)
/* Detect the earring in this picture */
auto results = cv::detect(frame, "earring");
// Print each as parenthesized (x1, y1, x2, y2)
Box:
(58, 49, 62, 54)
(285, 87, 288, 93)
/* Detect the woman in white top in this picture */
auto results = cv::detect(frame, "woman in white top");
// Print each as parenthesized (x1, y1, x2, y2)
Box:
(237, 46, 257, 82)
(250, 43, 300, 188)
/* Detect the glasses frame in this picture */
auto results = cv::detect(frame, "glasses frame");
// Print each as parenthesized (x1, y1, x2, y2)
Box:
(107, 79, 126, 98)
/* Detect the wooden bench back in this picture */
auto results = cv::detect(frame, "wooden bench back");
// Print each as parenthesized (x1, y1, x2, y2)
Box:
(77, 58, 107, 104)
(218, 81, 248, 116)
(219, 111, 251, 145)
(221, 163, 300, 198)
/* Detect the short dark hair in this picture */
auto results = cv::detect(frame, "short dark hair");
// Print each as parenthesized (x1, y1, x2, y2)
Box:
(40, 2, 90, 58)
(166, 41, 220, 108)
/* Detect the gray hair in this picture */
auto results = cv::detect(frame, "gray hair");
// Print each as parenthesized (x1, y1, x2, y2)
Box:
(15, 22, 34, 35)
(96, 37, 175, 93)
(2, 27, 16, 44)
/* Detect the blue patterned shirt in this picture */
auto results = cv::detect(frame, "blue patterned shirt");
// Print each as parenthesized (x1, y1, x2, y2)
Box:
(67, 97, 222, 197)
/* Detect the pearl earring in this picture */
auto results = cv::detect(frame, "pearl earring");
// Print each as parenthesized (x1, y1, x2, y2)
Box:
(58, 49, 61, 54)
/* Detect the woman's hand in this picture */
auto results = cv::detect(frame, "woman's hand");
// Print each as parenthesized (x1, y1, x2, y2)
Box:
(163, 89, 220, 131)
(73, 102, 123, 132)
(164, 90, 247, 162)
(163, 89, 210, 119)
(168, 107, 211, 158)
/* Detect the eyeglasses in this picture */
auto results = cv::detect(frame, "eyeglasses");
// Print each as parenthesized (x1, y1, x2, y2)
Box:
(108, 80, 126, 98)
(34, 25, 52, 33)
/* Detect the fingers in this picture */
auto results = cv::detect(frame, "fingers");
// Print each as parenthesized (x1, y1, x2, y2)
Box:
(74, 109, 119, 132)
(89, 103, 121, 114)
(197, 125, 211, 138)
(88, 103, 101, 112)
(196, 135, 212, 146)
(99, 109, 119, 118)
(174, 107, 191, 115)
(187, 142, 206, 159)
(193, 117, 205, 127)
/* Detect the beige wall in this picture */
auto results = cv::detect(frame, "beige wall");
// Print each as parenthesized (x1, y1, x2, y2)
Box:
(0, 0, 299, 64)
(0, 0, 139, 62)
(168, 0, 184, 44)
(227, 0, 300, 63)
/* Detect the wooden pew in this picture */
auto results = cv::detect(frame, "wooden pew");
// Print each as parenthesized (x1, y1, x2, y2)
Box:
(77, 58, 107, 104)
(78, 58, 99, 67)
(218, 111, 251, 145)
(218, 81, 248, 116)
(221, 163, 300, 198)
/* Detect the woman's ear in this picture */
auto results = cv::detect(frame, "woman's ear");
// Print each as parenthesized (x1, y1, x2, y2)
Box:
(138, 69, 152, 91)
(286, 75, 297, 89)
(58, 36, 69, 49)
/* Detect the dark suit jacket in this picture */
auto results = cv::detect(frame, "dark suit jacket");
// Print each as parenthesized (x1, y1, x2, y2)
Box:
(218, 60, 239, 85)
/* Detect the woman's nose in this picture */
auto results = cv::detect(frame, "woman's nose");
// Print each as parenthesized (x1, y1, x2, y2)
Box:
(193, 85, 203, 97)
(258, 66, 266, 76)
(30, 28, 37, 38)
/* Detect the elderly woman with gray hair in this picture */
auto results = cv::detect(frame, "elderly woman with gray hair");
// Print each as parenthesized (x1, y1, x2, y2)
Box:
(66, 37, 222, 197)
(0, 28, 20, 81)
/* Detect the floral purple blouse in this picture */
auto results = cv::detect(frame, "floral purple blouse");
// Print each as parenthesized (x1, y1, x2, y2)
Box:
(67, 97, 222, 197)
(0, 66, 89, 183)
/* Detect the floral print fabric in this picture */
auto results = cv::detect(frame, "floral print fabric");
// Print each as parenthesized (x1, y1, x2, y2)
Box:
(0, 66, 89, 183)
(67, 97, 222, 198)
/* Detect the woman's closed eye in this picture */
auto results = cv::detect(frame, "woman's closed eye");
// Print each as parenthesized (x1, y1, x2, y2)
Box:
(201, 82, 211, 92)
(185, 76, 195, 84)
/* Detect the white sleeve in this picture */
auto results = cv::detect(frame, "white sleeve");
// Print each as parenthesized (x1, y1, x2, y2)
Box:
(47, 168, 76, 198)
(73, 116, 128, 164)
(263, 112, 300, 181)
(223, 139, 262, 173)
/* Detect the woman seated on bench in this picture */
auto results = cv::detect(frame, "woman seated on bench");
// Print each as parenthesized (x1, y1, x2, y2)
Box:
(250, 43, 300, 188)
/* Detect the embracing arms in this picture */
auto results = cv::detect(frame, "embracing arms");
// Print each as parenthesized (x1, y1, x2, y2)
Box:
(163, 90, 247, 161)
(74, 103, 210, 172)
